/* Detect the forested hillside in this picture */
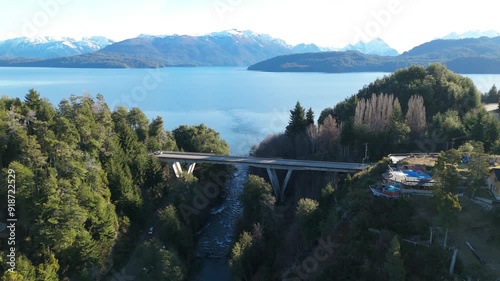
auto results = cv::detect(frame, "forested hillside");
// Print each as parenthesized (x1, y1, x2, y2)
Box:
(0, 92, 229, 280)
(228, 64, 500, 280)
(248, 36, 500, 74)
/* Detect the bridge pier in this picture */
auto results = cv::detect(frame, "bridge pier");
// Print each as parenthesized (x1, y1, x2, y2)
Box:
(171, 162, 197, 178)
(266, 168, 293, 201)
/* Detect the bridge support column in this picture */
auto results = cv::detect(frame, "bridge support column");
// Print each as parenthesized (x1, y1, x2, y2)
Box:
(281, 169, 293, 199)
(172, 162, 183, 178)
(171, 162, 197, 178)
(187, 163, 196, 174)
(266, 168, 293, 201)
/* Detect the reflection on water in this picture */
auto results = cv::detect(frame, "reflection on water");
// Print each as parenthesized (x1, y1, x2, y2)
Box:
(145, 109, 289, 155)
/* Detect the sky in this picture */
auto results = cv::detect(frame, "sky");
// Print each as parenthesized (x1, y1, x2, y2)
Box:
(0, 0, 498, 53)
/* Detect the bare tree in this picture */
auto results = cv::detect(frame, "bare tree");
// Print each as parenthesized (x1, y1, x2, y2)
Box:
(317, 115, 340, 159)
(354, 93, 396, 133)
(405, 95, 426, 136)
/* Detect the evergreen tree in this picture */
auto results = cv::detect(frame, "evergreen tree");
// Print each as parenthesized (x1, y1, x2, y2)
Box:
(488, 84, 497, 96)
(286, 101, 307, 136)
(12, 255, 36, 281)
(483, 84, 499, 103)
(1, 271, 24, 281)
(433, 150, 463, 249)
(239, 175, 276, 229)
(465, 145, 490, 197)
(127, 107, 149, 142)
(318, 107, 335, 125)
(432, 110, 465, 141)
(229, 231, 254, 281)
(146, 116, 177, 151)
(296, 198, 320, 242)
(306, 107, 315, 126)
(384, 236, 406, 281)
(387, 98, 410, 145)
(173, 124, 229, 155)
(24, 89, 41, 112)
(136, 240, 186, 281)
(36, 253, 60, 281)
(463, 108, 500, 150)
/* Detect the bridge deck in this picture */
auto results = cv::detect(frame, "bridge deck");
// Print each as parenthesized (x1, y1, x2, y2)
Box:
(155, 152, 367, 172)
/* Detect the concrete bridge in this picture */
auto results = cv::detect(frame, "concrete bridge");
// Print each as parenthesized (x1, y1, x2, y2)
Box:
(154, 152, 368, 201)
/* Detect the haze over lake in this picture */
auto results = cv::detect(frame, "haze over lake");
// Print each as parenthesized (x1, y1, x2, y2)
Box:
(1, 67, 499, 155)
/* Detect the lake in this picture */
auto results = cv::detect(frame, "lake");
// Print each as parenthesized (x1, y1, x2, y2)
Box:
(1, 67, 499, 155)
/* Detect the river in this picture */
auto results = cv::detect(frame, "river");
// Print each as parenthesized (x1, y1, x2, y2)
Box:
(191, 165, 248, 281)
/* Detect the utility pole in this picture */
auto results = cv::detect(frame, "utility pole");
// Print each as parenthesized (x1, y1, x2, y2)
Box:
(362, 142, 368, 163)
(449, 248, 459, 275)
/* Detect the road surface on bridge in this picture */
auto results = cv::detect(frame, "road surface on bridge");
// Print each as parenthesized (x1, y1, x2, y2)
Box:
(154, 152, 367, 173)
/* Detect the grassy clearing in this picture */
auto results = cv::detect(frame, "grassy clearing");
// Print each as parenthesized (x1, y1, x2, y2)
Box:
(411, 196, 500, 279)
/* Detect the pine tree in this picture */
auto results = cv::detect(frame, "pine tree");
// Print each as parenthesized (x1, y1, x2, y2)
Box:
(306, 107, 315, 126)
(484, 84, 499, 103)
(387, 98, 410, 144)
(229, 231, 254, 281)
(24, 89, 41, 112)
(433, 150, 463, 249)
(285, 101, 307, 136)
(384, 236, 406, 281)
(128, 107, 149, 142)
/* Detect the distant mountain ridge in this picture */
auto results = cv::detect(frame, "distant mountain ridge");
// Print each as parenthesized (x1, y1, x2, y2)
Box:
(341, 38, 398, 56)
(0, 30, 399, 67)
(441, 30, 500, 40)
(247, 36, 500, 74)
(0, 30, 294, 67)
(79, 30, 293, 67)
(1, 30, 499, 70)
(0, 36, 114, 58)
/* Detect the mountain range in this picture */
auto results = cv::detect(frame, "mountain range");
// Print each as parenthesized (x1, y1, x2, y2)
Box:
(440, 30, 500, 40)
(248, 36, 500, 74)
(0, 29, 499, 72)
(340, 38, 398, 56)
(0, 36, 114, 59)
(0, 30, 398, 67)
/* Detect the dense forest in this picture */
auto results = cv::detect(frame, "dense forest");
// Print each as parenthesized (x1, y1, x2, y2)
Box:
(248, 64, 500, 175)
(0, 92, 229, 280)
(228, 64, 500, 280)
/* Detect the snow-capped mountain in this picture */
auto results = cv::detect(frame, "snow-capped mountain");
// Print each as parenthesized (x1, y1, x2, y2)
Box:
(0, 36, 114, 58)
(93, 29, 294, 67)
(341, 38, 398, 56)
(202, 29, 291, 48)
(441, 30, 500, 40)
(291, 43, 323, 53)
(0, 30, 400, 67)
